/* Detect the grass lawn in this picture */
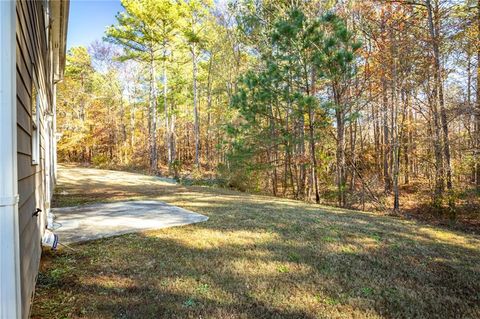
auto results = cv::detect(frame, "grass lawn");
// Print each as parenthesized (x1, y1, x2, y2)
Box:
(32, 166, 480, 318)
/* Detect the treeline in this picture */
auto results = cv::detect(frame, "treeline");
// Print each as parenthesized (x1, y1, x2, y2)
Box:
(57, 0, 479, 219)
(58, 0, 239, 171)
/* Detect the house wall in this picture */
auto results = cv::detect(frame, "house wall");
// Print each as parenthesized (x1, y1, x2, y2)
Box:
(16, 0, 55, 317)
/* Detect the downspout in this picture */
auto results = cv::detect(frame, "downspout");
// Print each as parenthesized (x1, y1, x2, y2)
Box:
(0, 0, 22, 318)
(52, 83, 58, 185)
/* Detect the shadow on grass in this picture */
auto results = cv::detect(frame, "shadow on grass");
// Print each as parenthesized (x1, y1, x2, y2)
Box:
(33, 211, 480, 319)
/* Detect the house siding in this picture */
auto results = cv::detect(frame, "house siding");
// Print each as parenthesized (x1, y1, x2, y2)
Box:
(15, 0, 54, 317)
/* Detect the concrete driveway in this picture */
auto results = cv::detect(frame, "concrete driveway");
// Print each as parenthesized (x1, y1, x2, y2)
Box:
(52, 200, 208, 243)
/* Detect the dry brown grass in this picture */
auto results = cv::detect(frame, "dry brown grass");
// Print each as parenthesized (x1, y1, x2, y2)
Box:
(32, 165, 480, 318)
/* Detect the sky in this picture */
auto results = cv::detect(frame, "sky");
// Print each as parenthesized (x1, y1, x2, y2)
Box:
(67, 0, 124, 49)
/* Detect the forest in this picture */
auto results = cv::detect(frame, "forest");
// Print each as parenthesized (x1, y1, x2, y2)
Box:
(56, 0, 480, 228)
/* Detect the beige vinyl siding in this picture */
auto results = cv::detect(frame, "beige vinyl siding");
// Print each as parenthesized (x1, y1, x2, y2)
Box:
(16, 0, 53, 316)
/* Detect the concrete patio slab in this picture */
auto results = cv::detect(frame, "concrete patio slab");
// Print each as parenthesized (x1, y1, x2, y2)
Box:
(52, 200, 208, 244)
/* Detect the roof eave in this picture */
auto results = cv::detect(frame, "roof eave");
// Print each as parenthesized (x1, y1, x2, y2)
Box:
(51, 0, 70, 83)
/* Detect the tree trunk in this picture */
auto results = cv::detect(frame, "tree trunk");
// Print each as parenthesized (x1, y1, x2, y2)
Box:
(349, 119, 357, 191)
(382, 74, 391, 193)
(333, 83, 346, 207)
(404, 92, 413, 185)
(192, 44, 200, 169)
(476, 0, 480, 189)
(285, 100, 295, 197)
(269, 108, 278, 197)
(309, 68, 320, 203)
(206, 54, 214, 170)
(163, 52, 171, 166)
(297, 84, 306, 199)
(373, 102, 381, 172)
(130, 86, 136, 154)
(392, 91, 404, 214)
(426, 0, 452, 196)
(170, 104, 176, 163)
(149, 50, 158, 171)
(430, 0, 452, 192)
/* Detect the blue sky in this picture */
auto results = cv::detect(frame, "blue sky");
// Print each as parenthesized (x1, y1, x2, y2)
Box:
(67, 0, 124, 49)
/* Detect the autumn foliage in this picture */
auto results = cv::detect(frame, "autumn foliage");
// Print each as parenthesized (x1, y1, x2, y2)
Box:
(57, 0, 480, 227)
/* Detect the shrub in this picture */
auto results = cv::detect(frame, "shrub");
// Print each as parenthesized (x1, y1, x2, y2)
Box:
(92, 154, 109, 167)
